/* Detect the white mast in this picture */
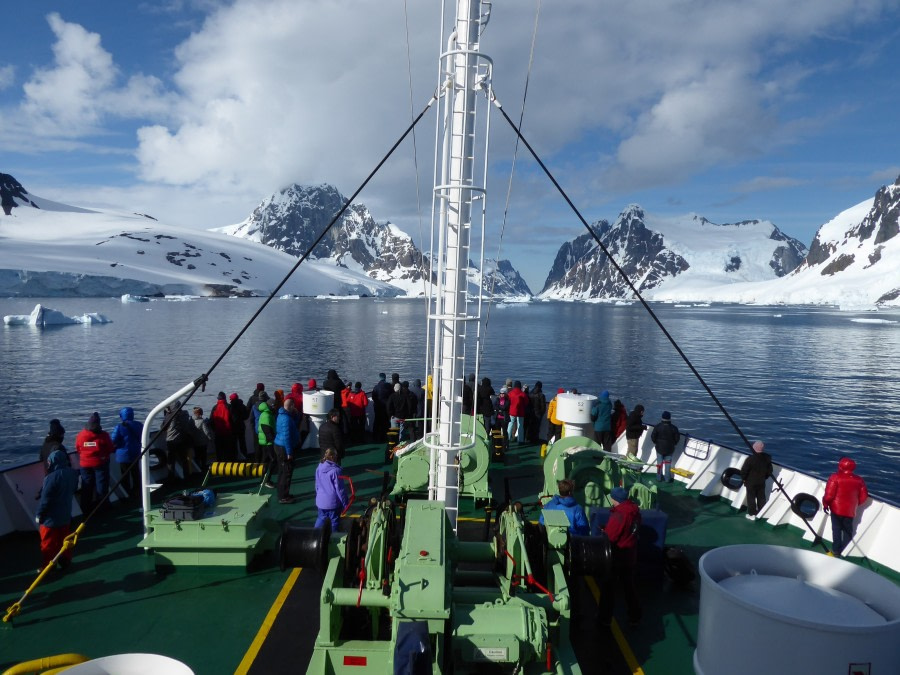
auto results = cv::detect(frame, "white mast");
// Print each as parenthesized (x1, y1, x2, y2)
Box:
(427, 0, 492, 532)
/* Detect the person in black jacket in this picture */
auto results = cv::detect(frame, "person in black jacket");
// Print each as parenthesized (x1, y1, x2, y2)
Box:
(650, 411, 680, 482)
(476, 377, 495, 427)
(528, 381, 547, 442)
(317, 408, 346, 461)
(624, 404, 646, 457)
(740, 440, 773, 520)
(371, 373, 393, 442)
(228, 393, 249, 459)
(39, 419, 67, 473)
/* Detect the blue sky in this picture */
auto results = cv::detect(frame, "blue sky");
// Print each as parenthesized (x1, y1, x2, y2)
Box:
(3, 0, 900, 291)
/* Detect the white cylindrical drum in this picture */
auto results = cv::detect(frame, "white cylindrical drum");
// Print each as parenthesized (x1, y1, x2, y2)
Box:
(694, 544, 900, 675)
(64, 654, 194, 674)
(556, 393, 597, 438)
(303, 390, 334, 449)
(304, 390, 334, 416)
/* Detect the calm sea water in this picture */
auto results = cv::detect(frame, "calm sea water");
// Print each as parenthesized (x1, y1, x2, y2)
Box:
(2, 296, 899, 498)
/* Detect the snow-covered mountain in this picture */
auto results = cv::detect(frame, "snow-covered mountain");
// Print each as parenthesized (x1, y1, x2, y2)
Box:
(659, 176, 900, 307)
(219, 184, 531, 298)
(0, 174, 398, 297)
(218, 184, 431, 295)
(539, 205, 807, 300)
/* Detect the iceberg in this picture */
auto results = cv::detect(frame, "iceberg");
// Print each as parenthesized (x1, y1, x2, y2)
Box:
(3, 304, 112, 326)
(121, 294, 150, 303)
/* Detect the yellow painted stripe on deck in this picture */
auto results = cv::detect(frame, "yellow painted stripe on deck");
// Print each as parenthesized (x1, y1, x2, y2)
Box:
(585, 576, 646, 675)
(235, 567, 302, 675)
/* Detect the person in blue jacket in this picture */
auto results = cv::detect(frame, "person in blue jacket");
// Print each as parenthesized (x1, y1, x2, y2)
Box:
(591, 391, 613, 451)
(273, 399, 299, 504)
(314, 447, 349, 531)
(110, 406, 143, 501)
(540, 479, 590, 535)
(37, 449, 78, 570)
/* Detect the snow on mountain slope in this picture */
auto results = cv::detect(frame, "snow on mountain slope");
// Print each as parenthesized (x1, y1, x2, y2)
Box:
(650, 178, 900, 307)
(0, 177, 399, 298)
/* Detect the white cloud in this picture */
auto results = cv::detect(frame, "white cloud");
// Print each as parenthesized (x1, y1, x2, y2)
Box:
(0, 65, 14, 90)
(4, 0, 900, 274)
(19, 13, 172, 137)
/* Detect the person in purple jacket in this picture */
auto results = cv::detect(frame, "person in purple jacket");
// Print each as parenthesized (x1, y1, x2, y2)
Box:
(314, 447, 348, 531)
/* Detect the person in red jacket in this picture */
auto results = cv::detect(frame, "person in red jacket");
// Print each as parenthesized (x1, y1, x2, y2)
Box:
(345, 382, 369, 445)
(507, 380, 529, 445)
(210, 392, 234, 462)
(823, 457, 869, 556)
(600, 486, 642, 627)
(75, 411, 115, 514)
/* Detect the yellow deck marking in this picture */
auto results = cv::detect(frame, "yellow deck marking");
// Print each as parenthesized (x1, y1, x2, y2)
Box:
(585, 576, 646, 675)
(235, 567, 302, 674)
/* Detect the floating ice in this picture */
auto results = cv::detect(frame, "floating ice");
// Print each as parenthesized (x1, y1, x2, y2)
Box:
(3, 304, 112, 326)
(121, 294, 149, 303)
(850, 318, 897, 325)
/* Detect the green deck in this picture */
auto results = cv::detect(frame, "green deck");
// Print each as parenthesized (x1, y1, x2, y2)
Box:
(2, 440, 895, 674)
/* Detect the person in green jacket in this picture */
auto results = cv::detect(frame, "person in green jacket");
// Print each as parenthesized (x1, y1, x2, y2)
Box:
(257, 394, 277, 489)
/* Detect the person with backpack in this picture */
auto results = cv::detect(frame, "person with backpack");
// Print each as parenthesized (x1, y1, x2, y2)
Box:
(600, 486, 642, 627)
(110, 407, 144, 501)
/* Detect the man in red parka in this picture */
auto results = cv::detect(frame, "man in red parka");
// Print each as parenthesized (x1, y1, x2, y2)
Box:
(823, 457, 869, 557)
(75, 411, 115, 514)
(507, 380, 529, 445)
(600, 486, 642, 627)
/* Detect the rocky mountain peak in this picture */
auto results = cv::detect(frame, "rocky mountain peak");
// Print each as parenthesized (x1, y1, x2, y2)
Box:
(1, 173, 36, 215)
(539, 204, 805, 300)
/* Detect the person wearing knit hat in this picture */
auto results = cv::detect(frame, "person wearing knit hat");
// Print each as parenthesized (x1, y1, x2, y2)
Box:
(740, 440, 773, 520)
(625, 404, 646, 458)
(651, 410, 680, 482)
(600, 481, 642, 627)
(75, 411, 114, 514)
(610, 486, 629, 503)
(40, 418, 68, 470)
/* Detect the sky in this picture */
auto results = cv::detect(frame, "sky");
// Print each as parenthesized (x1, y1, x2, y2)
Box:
(3, 0, 900, 292)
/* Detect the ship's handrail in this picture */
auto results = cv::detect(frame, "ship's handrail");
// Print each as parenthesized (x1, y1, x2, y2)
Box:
(614, 427, 900, 574)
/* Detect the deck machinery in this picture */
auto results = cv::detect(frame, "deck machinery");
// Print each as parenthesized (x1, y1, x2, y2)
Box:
(283, 497, 608, 674)
(280, 1, 611, 672)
